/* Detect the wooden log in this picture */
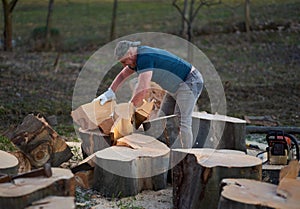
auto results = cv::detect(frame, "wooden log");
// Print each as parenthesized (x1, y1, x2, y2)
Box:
(172, 148, 262, 209)
(0, 150, 19, 175)
(79, 128, 111, 157)
(0, 167, 74, 209)
(25, 196, 75, 209)
(110, 103, 135, 142)
(143, 114, 180, 148)
(10, 114, 73, 168)
(134, 99, 154, 129)
(218, 178, 300, 209)
(244, 115, 280, 126)
(93, 133, 170, 198)
(192, 112, 247, 151)
(71, 100, 116, 132)
(9, 150, 31, 173)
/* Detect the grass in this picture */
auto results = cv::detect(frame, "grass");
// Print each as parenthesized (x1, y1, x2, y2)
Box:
(0, 0, 299, 133)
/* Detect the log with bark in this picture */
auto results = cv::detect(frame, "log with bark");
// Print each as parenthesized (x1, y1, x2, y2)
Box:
(10, 114, 73, 168)
(172, 148, 262, 209)
(0, 150, 19, 175)
(192, 112, 247, 151)
(9, 150, 31, 173)
(218, 177, 300, 209)
(0, 167, 74, 209)
(79, 128, 111, 157)
(71, 100, 116, 132)
(93, 133, 170, 198)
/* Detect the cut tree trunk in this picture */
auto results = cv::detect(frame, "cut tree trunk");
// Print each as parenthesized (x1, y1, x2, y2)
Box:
(79, 128, 111, 157)
(10, 114, 72, 168)
(71, 100, 116, 133)
(172, 148, 262, 209)
(25, 196, 75, 209)
(192, 112, 247, 151)
(0, 167, 74, 209)
(93, 133, 170, 198)
(0, 150, 19, 175)
(218, 178, 300, 209)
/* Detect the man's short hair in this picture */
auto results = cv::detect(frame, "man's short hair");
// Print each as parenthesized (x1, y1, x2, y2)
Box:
(114, 40, 141, 60)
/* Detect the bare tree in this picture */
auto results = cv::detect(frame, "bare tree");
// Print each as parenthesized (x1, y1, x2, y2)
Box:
(110, 0, 118, 41)
(45, 0, 55, 50)
(1, 0, 18, 51)
(172, 0, 221, 42)
(244, 0, 251, 33)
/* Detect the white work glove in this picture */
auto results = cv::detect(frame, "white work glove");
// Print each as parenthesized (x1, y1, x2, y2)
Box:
(93, 88, 116, 105)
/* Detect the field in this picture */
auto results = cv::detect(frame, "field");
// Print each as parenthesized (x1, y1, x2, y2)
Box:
(0, 0, 299, 136)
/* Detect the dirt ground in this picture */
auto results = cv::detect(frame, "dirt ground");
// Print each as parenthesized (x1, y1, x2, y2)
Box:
(0, 29, 299, 209)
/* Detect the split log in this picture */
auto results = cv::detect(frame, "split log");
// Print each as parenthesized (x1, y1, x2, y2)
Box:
(0, 150, 19, 175)
(93, 133, 170, 198)
(110, 103, 135, 142)
(10, 114, 73, 168)
(0, 167, 74, 209)
(79, 128, 111, 157)
(25, 196, 75, 209)
(172, 148, 262, 209)
(192, 112, 247, 151)
(9, 150, 31, 173)
(71, 100, 116, 132)
(218, 178, 300, 209)
(134, 99, 154, 129)
(71, 153, 96, 189)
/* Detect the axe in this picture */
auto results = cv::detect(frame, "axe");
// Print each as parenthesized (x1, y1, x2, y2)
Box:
(0, 163, 52, 183)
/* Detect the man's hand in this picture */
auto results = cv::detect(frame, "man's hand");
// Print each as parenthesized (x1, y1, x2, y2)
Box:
(93, 88, 116, 105)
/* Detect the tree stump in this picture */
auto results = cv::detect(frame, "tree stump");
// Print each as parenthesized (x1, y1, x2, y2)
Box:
(143, 114, 180, 148)
(79, 128, 111, 157)
(93, 133, 170, 198)
(10, 114, 73, 168)
(0, 167, 74, 209)
(172, 148, 262, 209)
(25, 196, 75, 209)
(0, 150, 19, 175)
(192, 112, 246, 151)
(218, 178, 300, 209)
(71, 100, 116, 132)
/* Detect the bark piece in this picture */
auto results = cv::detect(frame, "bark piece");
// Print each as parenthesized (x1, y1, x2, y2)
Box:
(10, 114, 72, 168)
(93, 133, 170, 198)
(219, 178, 300, 209)
(172, 148, 262, 209)
(79, 128, 111, 157)
(192, 112, 247, 151)
(0, 150, 19, 175)
(25, 196, 75, 209)
(71, 100, 116, 132)
(110, 103, 135, 142)
(0, 167, 74, 209)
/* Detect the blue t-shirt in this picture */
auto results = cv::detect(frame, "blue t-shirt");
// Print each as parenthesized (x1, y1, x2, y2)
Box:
(135, 46, 192, 93)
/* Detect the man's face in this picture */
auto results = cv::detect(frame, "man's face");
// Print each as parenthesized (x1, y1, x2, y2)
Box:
(119, 50, 136, 69)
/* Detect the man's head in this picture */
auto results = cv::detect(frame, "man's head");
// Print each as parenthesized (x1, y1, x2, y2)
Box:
(114, 40, 141, 60)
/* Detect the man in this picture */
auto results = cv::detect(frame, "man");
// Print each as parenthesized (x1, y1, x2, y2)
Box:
(94, 40, 203, 148)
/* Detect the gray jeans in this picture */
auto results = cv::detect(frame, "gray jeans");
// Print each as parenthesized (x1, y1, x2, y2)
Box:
(159, 69, 203, 148)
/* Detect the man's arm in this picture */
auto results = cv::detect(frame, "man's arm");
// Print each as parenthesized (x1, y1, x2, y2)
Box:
(110, 66, 135, 92)
(131, 71, 153, 107)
